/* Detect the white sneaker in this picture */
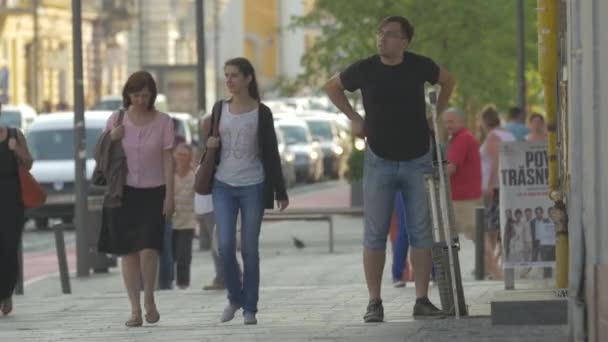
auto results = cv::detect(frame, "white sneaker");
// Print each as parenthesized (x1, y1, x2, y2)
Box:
(392, 280, 406, 288)
(221, 304, 240, 322)
(243, 312, 257, 325)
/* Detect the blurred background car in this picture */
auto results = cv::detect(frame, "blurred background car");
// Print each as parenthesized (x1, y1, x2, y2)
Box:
(300, 113, 350, 179)
(169, 112, 195, 145)
(91, 94, 168, 112)
(275, 117, 324, 183)
(24, 111, 111, 230)
(274, 123, 296, 188)
(0, 104, 38, 130)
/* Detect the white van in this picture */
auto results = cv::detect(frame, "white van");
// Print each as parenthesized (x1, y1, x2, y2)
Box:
(0, 104, 37, 130)
(92, 94, 168, 112)
(24, 111, 112, 229)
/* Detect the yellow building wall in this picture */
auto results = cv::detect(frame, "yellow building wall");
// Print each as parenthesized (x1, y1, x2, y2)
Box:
(243, 0, 278, 82)
(0, 3, 94, 110)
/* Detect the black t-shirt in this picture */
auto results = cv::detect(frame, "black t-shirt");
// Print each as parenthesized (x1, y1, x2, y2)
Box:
(340, 52, 440, 161)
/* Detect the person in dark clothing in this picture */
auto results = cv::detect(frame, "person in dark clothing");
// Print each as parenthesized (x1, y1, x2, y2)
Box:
(324, 15, 455, 322)
(0, 103, 33, 315)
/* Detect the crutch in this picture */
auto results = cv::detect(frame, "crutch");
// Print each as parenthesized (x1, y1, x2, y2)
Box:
(427, 88, 464, 319)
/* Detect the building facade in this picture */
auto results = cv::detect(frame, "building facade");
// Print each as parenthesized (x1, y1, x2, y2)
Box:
(125, 0, 311, 115)
(567, 0, 608, 341)
(0, 0, 135, 111)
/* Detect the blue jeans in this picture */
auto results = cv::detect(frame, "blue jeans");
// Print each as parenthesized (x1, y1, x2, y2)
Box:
(392, 192, 409, 281)
(213, 179, 265, 314)
(158, 220, 174, 290)
(363, 146, 433, 250)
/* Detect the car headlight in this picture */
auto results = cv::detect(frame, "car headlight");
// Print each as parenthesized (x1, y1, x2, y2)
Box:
(284, 153, 295, 163)
(310, 151, 319, 160)
(354, 138, 366, 151)
(333, 145, 344, 155)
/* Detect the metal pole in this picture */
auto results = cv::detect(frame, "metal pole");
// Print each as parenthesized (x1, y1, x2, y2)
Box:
(138, 0, 144, 69)
(516, 0, 527, 117)
(196, 0, 207, 113)
(429, 89, 461, 319)
(32, 0, 39, 110)
(213, 0, 221, 99)
(475, 207, 485, 280)
(72, 0, 89, 278)
(54, 225, 72, 294)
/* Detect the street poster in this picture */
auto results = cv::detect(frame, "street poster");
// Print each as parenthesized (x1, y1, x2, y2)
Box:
(499, 141, 556, 269)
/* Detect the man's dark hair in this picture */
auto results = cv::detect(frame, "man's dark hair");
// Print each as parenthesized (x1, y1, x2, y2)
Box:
(379, 16, 414, 42)
(508, 106, 523, 120)
(529, 112, 545, 123)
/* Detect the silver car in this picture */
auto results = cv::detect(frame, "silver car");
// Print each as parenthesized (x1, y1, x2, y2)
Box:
(275, 117, 324, 183)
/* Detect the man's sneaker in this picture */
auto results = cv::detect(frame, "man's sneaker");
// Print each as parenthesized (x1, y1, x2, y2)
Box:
(243, 312, 258, 325)
(413, 297, 445, 319)
(363, 298, 384, 323)
(221, 304, 241, 322)
(392, 280, 406, 288)
(203, 282, 225, 291)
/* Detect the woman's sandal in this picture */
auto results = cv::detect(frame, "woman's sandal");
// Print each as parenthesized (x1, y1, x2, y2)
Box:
(145, 307, 160, 324)
(1, 297, 12, 316)
(125, 312, 143, 327)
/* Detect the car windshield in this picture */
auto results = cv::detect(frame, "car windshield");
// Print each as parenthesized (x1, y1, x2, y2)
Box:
(0, 110, 22, 128)
(26, 128, 103, 160)
(280, 125, 308, 144)
(306, 121, 333, 140)
(92, 99, 122, 111)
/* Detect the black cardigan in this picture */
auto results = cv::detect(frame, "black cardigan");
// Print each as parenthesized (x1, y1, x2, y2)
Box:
(208, 100, 288, 209)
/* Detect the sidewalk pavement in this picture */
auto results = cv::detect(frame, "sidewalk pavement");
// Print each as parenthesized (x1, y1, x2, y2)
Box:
(2, 216, 568, 342)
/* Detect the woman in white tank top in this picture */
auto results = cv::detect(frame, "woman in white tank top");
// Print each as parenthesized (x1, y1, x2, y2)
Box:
(479, 105, 515, 280)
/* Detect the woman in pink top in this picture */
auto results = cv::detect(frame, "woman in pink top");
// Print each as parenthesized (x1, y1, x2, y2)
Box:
(98, 71, 175, 327)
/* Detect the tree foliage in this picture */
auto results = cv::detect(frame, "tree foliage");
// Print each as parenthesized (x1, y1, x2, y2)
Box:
(290, 0, 541, 120)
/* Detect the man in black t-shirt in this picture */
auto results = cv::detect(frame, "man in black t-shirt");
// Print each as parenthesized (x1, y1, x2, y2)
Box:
(325, 15, 455, 322)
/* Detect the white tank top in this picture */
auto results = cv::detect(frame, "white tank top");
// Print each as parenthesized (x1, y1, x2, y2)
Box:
(215, 104, 264, 186)
(480, 129, 515, 190)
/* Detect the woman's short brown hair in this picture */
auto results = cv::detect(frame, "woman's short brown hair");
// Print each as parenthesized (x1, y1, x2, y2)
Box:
(122, 70, 157, 110)
(480, 104, 501, 129)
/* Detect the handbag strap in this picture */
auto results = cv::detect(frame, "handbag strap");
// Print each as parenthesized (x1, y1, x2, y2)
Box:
(115, 109, 125, 127)
(208, 101, 223, 138)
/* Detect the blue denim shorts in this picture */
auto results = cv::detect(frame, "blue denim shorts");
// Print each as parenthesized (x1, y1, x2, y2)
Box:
(363, 146, 433, 250)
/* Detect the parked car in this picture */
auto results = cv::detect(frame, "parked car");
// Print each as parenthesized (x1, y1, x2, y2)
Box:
(274, 123, 296, 188)
(300, 113, 351, 179)
(92, 94, 168, 112)
(24, 111, 112, 229)
(275, 117, 324, 183)
(0, 104, 37, 130)
(168, 112, 195, 145)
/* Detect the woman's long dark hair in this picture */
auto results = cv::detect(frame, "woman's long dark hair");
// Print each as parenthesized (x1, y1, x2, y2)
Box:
(225, 57, 260, 101)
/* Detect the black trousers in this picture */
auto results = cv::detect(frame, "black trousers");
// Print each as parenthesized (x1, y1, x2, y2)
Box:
(172, 229, 194, 287)
(0, 218, 23, 300)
